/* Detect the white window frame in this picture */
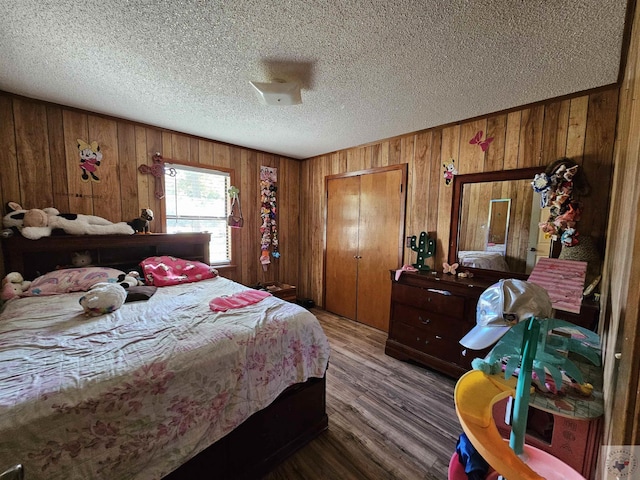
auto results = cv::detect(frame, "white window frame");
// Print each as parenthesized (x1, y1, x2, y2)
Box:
(164, 162, 233, 264)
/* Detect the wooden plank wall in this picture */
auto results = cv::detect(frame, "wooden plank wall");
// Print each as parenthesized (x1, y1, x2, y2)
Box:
(600, 0, 640, 446)
(0, 92, 301, 287)
(299, 89, 619, 305)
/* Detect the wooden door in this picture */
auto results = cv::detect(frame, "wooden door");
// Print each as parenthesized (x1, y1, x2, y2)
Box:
(325, 175, 360, 319)
(356, 169, 403, 331)
(324, 167, 405, 332)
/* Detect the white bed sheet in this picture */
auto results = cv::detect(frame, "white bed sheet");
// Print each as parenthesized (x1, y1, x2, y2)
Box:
(458, 250, 510, 271)
(0, 276, 330, 479)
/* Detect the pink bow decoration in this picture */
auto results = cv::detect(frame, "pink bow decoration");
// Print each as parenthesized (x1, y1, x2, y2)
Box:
(395, 264, 419, 281)
(469, 130, 494, 152)
(443, 262, 459, 275)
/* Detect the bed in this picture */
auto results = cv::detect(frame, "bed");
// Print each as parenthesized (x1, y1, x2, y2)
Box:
(457, 250, 510, 272)
(0, 233, 330, 480)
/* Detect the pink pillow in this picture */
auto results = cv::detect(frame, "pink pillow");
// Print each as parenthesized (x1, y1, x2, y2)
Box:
(23, 267, 126, 297)
(140, 256, 217, 287)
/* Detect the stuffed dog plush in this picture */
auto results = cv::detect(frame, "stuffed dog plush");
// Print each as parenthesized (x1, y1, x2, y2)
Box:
(129, 208, 154, 234)
(3, 202, 134, 240)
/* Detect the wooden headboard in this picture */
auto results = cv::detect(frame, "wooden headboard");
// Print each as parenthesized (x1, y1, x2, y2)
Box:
(2, 232, 211, 280)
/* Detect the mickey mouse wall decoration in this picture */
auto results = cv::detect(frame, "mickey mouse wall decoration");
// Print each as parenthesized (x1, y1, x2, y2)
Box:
(77, 139, 102, 183)
(443, 159, 458, 186)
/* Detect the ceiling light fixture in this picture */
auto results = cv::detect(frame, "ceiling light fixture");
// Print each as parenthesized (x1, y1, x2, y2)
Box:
(249, 80, 302, 106)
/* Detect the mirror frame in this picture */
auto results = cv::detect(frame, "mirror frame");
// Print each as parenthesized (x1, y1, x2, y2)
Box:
(448, 166, 544, 281)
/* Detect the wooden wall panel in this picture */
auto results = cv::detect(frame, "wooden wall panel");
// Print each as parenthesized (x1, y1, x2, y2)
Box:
(300, 90, 618, 306)
(485, 115, 507, 172)
(581, 89, 619, 241)
(88, 116, 121, 220)
(14, 101, 53, 208)
(0, 93, 301, 288)
(47, 105, 70, 212)
(600, 0, 640, 446)
(0, 96, 20, 206)
(566, 96, 589, 160)
(117, 122, 139, 223)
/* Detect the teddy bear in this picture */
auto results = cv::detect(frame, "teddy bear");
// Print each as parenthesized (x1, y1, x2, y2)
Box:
(1, 272, 31, 301)
(79, 282, 127, 317)
(3, 202, 134, 240)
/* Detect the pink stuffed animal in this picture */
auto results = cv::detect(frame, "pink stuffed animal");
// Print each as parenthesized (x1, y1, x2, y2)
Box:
(1, 272, 31, 300)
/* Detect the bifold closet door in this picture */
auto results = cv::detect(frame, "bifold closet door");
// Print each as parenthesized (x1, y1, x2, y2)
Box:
(325, 168, 404, 332)
(325, 175, 360, 320)
(356, 169, 403, 331)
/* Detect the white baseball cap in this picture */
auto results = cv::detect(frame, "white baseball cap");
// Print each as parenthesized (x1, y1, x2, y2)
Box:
(460, 279, 553, 350)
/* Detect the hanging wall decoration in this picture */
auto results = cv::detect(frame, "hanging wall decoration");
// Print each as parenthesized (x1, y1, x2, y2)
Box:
(77, 139, 102, 183)
(531, 158, 589, 247)
(443, 159, 458, 186)
(227, 186, 244, 228)
(138, 153, 177, 199)
(469, 130, 494, 152)
(259, 166, 279, 270)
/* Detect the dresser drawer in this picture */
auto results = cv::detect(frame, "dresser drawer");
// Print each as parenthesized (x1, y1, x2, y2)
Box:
(391, 283, 464, 318)
(391, 303, 469, 340)
(391, 322, 462, 363)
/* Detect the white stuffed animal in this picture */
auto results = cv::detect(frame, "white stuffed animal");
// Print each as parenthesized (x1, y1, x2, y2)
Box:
(79, 282, 127, 317)
(2, 202, 134, 240)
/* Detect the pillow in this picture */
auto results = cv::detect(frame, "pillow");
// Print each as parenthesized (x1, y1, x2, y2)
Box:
(140, 256, 217, 287)
(22, 267, 126, 297)
(124, 286, 157, 303)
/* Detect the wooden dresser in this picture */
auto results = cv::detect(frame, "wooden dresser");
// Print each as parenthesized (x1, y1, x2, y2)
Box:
(385, 271, 493, 378)
(385, 270, 599, 378)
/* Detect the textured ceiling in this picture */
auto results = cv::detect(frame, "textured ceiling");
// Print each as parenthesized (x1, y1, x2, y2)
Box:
(0, 1, 629, 159)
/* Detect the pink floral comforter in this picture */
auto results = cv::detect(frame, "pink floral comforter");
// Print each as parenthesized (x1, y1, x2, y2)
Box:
(0, 277, 330, 479)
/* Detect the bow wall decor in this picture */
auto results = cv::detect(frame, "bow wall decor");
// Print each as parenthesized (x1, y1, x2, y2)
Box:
(259, 166, 279, 270)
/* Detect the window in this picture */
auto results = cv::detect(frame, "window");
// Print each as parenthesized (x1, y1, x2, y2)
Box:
(164, 163, 231, 263)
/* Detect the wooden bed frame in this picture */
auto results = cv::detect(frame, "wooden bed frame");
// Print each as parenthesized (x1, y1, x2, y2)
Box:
(1, 232, 328, 480)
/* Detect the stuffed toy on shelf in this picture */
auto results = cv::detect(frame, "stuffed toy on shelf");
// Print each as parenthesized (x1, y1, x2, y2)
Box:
(2, 202, 134, 240)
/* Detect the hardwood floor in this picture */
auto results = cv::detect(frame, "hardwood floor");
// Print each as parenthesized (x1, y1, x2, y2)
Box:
(263, 308, 462, 480)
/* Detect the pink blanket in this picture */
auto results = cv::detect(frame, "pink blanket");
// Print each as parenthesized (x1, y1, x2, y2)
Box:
(209, 289, 272, 312)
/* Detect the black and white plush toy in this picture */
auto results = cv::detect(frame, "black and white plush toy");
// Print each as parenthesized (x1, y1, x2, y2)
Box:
(129, 208, 154, 234)
(117, 272, 141, 289)
(2, 202, 134, 240)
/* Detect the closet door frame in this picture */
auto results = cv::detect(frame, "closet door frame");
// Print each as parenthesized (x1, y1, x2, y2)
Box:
(322, 164, 408, 321)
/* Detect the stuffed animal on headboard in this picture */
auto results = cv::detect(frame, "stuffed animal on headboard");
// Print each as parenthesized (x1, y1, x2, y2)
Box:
(71, 251, 93, 267)
(128, 208, 154, 234)
(2, 202, 134, 240)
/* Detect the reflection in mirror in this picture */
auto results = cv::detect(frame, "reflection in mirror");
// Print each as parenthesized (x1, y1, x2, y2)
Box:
(450, 167, 545, 278)
(486, 199, 511, 254)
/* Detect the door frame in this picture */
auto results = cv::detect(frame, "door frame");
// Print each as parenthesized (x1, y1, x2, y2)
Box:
(322, 164, 408, 312)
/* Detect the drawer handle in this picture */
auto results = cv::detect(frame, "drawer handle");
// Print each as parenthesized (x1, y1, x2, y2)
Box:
(427, 288, 452, 296)
(435, 335, 442, 340)
(416, 337, 429, 345)
(419, 317, 431, 325)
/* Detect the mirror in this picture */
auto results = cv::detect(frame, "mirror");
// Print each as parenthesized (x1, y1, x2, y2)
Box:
(449, 167, 545, 279)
